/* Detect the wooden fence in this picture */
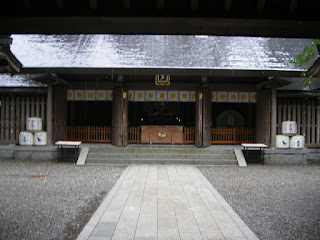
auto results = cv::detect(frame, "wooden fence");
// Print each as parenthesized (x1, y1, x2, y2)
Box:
(129, 126, 141, 143)
(67, 126, 112, 142)
(277, 98, 320, 147)
(183, 127, 195, 144)
(0, 95, 47, 144)
(211, 128, 256, 144)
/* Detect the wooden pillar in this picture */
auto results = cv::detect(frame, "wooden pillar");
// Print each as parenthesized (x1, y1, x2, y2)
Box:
(256, 89, 271, 146)
(112, 86, 128, 147)
(47, 83, 53, 145)
(53, 85, 67, 142)
(202, 87, 212, 148)
(270, 89, 277, 148)
(195, 89, 203, 147)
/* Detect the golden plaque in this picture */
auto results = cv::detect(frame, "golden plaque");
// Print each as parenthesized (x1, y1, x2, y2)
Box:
(157, 130, 167, 139)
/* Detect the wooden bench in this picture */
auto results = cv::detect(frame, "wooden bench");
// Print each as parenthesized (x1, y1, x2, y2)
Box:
(55, 141, 82, 163)
(241, 143, 268, 164)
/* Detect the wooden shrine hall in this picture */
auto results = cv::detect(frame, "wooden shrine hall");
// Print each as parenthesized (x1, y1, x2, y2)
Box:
(0, 34, 319, 148)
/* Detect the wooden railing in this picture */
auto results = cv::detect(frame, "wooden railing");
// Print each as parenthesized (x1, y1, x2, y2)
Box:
(183, 127, 195, 144)
(67, 126, 112, 143)
(129, 126, 141, 143)
(211, 128, 256, 144)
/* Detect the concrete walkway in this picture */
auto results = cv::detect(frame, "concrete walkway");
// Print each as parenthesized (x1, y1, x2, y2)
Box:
(77, 165, 259, 240)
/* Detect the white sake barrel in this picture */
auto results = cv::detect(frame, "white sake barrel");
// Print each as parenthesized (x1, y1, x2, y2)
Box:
(276, 135, 290, 149)
(290, 135, 305, 149)
(26, 117, 42, 132)
(19, 131, 34, 146)
(34, 131, 47, 146)
(282, 121, 297, 136)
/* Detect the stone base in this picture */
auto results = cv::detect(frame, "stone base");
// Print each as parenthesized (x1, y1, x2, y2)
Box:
(0, 145, 58, 161)
(264, 148, 320, 164)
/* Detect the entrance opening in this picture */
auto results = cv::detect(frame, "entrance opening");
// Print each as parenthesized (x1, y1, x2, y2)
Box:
(67, 101, 112, 142)
(129, 102, 195, 126)
(129, 102, 195, 144)
(212, 103, 256, 144)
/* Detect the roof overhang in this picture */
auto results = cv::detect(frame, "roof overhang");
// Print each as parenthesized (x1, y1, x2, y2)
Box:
(0, 36, 22, 73)
(20, 67, 303, 78)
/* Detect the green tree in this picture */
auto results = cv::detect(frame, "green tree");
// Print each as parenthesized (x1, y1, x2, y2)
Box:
(290, 39, 320, 87)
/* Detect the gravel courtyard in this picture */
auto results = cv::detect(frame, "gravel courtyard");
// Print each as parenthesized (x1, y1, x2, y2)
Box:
(199, 164, 320, 240)
(0, 158, 319, 240)
(0, 159, 125, 240)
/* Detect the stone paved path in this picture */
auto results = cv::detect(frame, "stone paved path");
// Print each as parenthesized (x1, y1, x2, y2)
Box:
(77, 165, 259, 240)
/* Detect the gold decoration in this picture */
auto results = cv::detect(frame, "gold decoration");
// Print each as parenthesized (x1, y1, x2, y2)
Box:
(157, 130, 167, 139)
(155, 74, 170, 86)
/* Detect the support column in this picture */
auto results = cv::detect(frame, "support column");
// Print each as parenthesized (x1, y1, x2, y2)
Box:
(195, 86, 212, 148)
(270, 89, 277, 148)
(53, 85, 67, 143)
(202, 87, 212, 147)
(112, 85, 128, 147)
(46, 82, 53, 145)
(256, 89, 271, 146)
(195, 89, 203, 147)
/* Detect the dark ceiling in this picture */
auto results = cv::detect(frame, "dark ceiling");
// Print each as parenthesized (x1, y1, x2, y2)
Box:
(1, 0, 320, 38)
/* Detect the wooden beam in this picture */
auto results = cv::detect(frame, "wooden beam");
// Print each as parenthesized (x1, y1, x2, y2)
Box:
(47, 82, 53, 145)
(271, 89, 277, 148)
(1, 17, 319, 38)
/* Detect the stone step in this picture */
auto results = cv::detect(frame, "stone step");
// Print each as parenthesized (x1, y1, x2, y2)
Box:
(85, 158, 238, 166)
(87, 152, 236, 160)
(89, 147, 234, 154)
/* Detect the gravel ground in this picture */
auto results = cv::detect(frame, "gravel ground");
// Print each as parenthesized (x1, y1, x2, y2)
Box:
(198, 163, 320, 240)
(0, 158, 125, 240)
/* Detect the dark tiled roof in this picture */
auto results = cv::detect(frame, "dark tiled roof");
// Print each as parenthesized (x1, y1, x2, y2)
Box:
(10, 34, 312, 71)
(0, 74, 47, 87)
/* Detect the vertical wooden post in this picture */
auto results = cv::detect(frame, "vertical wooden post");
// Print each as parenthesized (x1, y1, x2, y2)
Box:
(195, 90, 203, 147)
(256, 89, 271, 146)
(202, 87, 212, 147)
(10, 96, 15, 141)
(53, 85, 67, 142)
(31, 96, 35, 117)
(47, 83, 53, 145)
(0, 96, 5, 141)
(112, 85, 128, 147)
(271, 89, 277, 148)
(21, 97, 25, 131)
(5, 96, 9, 142)
(317, 101, 320, 144)
(16, 96, 20, 142)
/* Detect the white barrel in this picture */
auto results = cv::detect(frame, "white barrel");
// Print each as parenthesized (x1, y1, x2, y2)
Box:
(276, 135, 290, 149)
(34, 131, 47, 146)
(19, 131, 34, 146)
(26, 117, 42, 132)
(282, 121, 297, 136)
(290, 135, 305, 149)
